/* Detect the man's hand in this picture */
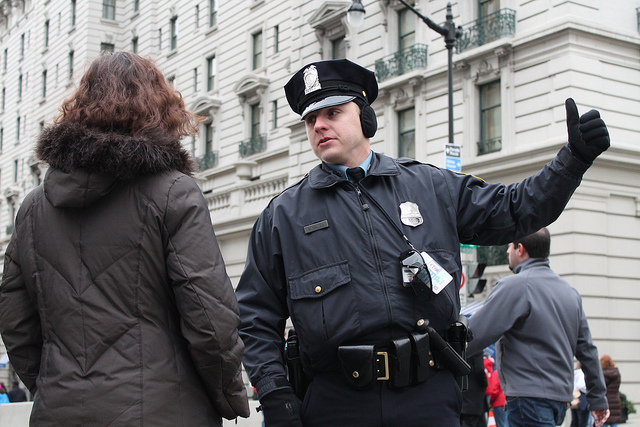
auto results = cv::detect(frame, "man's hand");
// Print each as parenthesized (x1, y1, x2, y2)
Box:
(565, 98, 610, 163)
(591, 408, 610, 427)
(259, 388, 303, 427)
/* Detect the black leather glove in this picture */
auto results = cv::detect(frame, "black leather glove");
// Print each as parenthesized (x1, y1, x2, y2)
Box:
(565, 98, 610, 163)
(259, 388, 303, 427)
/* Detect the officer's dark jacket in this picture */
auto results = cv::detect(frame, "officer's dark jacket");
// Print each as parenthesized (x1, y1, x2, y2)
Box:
(236, 146, 589, 398)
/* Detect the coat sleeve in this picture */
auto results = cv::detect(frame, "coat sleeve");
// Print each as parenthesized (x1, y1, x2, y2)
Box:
(235, 208, 292, 399)
(449, 145, 590, 245)
(163, 175, 250, 419)
(0, 220, 42, 393)
(467, 279, 531, 356)
(574, 297, 608, 411)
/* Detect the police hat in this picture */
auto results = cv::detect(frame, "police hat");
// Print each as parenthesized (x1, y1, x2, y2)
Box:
(284, 59, 378, 118)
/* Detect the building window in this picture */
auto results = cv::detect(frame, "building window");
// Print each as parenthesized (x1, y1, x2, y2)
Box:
(0, 128, 3, 152)
(68, 50, 74, 79)
(44, 20, 50, 48)
(131, 37, 138, 54)
(193, 68, 198, 92)
(14, 159, 18, 182)
(101, 42, 115, 53)
(16, 117, 20, 142)
(18, 74, 22, 99)
(20, 34, 25, 59)
(170, 16, 178, 50)
(133, 0, 139, 13)
(332, 37, 346, 59)
(399, 8, 416, 52)
(274, 25, 279, 53)
(3, 49, 7, 72)
(480, 0, 500, 18)
(252, 31, 263, 70)
(209, 0, 217, 27)
(195, 5, 199, 28)
(1, 87, 5, 111)
(251, 104, 260, 139)
(42, 70, 47, 98)
(103, 0, 116, 20)
(71, 0, 77, 27)
(478, 80, 502, 155)
(158, 29, 162, 50)
(207, 56, 215, 91)
(272, 100, 278, 129)
(398, 108, 415, 158)
(205, 122, 213, 154)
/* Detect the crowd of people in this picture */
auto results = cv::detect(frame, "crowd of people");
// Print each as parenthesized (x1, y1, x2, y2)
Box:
(0, 50, 620, 427)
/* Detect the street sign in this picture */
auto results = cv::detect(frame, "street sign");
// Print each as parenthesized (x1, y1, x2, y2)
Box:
(445, 144, 461, 172)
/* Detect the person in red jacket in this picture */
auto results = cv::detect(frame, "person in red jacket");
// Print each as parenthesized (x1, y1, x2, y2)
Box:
(485, 356, 508, 427)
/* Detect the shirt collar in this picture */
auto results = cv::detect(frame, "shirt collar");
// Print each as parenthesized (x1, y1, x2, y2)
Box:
(325, 151, 374, 180)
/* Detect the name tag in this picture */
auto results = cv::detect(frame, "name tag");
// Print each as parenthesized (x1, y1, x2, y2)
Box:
(420, 252, 453, 294)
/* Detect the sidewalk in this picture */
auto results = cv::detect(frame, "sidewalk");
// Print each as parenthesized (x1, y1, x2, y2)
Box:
(1, 401, 637, 426)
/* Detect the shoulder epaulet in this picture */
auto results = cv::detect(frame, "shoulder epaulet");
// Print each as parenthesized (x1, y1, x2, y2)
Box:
(451, 170, 486, 182)
(397, 157, 486, 182)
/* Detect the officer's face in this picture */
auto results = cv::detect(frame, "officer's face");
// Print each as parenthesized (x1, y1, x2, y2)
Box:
(304, 101, 370, 167)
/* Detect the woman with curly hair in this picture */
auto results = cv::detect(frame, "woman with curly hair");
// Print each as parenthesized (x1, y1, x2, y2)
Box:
(0, 52, 249, 425)
(600, 355, 622, 427)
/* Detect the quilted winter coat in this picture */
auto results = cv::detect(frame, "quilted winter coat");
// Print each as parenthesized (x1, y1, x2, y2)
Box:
(0, 122, 249, 425)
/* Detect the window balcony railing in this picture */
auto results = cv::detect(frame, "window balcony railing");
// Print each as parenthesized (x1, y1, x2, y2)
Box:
(374, 44, 428, 82)
(196, 150, 219, 171)
(455, 8, 516, 54)
(239, 133, 267, 158)
(477, 136, 502, 156)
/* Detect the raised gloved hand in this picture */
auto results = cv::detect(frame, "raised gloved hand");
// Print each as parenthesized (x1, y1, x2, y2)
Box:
(259, 388, 303, 427)
(565, 98, 610, 163)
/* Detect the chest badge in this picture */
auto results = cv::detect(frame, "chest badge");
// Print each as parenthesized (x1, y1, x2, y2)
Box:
(400, 202, 423, 227)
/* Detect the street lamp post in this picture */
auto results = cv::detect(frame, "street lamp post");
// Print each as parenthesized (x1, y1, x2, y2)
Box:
(348, 1, 460, 146)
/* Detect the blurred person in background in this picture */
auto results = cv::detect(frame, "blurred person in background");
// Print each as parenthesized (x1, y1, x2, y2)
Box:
(600, 355, 622, 427)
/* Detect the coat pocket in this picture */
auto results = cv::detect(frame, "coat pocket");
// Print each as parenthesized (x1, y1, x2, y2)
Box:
(288, 261, 360, 343)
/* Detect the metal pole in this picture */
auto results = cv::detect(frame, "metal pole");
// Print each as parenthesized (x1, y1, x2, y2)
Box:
(396, 0, 459, 145)
(444, 3, 456, 146)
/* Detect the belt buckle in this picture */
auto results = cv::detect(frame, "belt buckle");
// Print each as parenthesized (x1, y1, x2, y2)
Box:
(376, 351, 390, 381)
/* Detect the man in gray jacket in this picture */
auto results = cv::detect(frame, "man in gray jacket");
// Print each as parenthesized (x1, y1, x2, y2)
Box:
(467, 228, 609, 427)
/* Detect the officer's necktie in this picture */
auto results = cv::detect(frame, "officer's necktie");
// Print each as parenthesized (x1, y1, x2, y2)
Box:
(346, 167, 365, 182)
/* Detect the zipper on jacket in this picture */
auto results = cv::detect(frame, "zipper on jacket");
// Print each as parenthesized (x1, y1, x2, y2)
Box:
(352, 183, 394, 327)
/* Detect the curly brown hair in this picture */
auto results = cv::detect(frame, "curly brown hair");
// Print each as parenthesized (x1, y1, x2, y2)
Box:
(55, 52, 201, 137)
(600, 354, 615, 368)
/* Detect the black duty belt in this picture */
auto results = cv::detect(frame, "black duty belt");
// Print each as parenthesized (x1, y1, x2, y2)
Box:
(337, 325, 471, 390)
(338, 331, 435, 389)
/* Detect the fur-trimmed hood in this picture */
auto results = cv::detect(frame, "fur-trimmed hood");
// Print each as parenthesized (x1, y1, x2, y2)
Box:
(36, 122, 196, 208)
(37, 122, 195, 181)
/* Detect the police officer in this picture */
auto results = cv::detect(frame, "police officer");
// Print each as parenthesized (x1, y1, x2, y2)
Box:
(236, 59, 610, 426)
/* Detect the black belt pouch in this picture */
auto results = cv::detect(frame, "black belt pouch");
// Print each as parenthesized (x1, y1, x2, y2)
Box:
(389, 337, 412, 388)
(338, 345, 376, 389)
(410, 331, 431, 383)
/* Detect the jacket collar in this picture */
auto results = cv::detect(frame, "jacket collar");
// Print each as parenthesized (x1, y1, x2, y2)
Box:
(308, 152, 401, 189)
(513, 257, 550, 274)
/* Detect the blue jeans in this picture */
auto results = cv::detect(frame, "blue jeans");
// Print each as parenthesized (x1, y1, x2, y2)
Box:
(506, 397, 567, 427)
(493, 405, 509, 427)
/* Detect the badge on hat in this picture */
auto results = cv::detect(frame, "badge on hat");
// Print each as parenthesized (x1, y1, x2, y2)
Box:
(303, 65, 322, 95)
(400, 202, 423, 227)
